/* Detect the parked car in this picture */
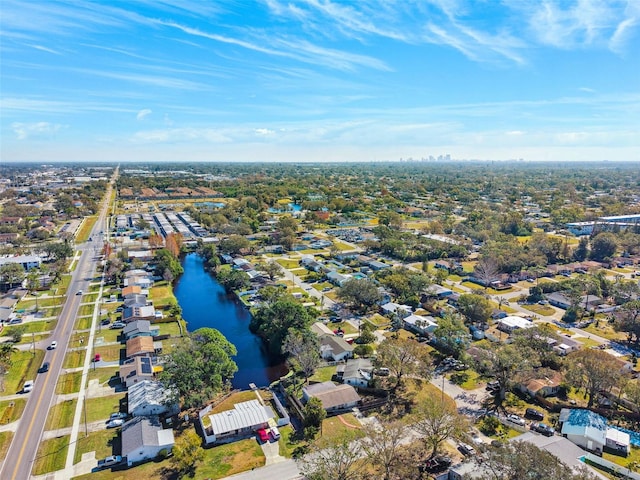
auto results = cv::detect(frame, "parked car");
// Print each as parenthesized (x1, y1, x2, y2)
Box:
(94, 354, 101, 362)
(49, 341, 57, 350)
(106, 418, 124, 428)
(531, 422, 554, 436)
(507, 414, 525, 426)
(525, 408, 544, 421)
(110, 322, 126, 329)
(100, 319, 110, 326)
(419, 455, 452, 473)
(39, 362, 50, 373)
(109, 412, 128, 420)
(97, 455, 122, 469)
(269, 426, 281, 440)
(257, 428, 269, 442)
(23, 380, 34, 393)
(458, 443, 476, 456)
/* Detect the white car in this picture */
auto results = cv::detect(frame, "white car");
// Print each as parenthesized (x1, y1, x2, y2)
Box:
(23, 380, 34, 393)
(106, 418, 124, 428)
(507, 414, 525, 426)
(458, 443, 476, 456)
(49, 341, 57, 350)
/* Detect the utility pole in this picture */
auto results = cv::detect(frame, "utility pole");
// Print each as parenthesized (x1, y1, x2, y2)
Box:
(31, 332, 35, 356)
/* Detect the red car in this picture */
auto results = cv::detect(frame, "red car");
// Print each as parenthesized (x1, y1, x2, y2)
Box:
(94, 354, 101, 362)
(257, 428, 269, 442)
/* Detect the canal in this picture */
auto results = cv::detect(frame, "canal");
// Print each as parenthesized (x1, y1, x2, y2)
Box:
(174, 253, 287, 389)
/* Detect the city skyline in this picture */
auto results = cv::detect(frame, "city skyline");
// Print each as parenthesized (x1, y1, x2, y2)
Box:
(1, 0, 639, 163)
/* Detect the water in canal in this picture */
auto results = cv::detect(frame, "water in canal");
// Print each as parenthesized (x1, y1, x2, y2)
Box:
(174, 253, 287, 389)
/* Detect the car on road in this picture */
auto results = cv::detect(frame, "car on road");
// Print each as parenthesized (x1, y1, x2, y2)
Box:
(525, 408, 544, 421)
(49, 341, 57, 350)
(39, 362, 50, 373)
(109, 412, 128, 421)
(458, 443, 476, 456)
(257, 428, 269, 442)
(106, 418, 124, 428)
(23, 380, 34, 393)
(531, 422, 554, 436)
(97, 455, 122, 469)
(507, 414, 525, 426)
(76, 290, 83, 295)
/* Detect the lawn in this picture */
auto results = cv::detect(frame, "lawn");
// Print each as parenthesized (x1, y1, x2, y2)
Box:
(583, 322, 625, 341)
(17, 296, 61, 309)
(79, 304, 96, 316)
(321, 413, 364, 440)
(367, 313, 391, 328)
(73, 429, 119, 464)
(156, 321, 182, 337)
(6, 319, 57, 335)
(85, 393, 126, 422)
(45, 399, 77, 430)
(329, 321, 358, 335)
(521, 304, 555, 316)
(76, 215, 98, 243)
(56, 372, 83, 394)
(74, 316, 93, 330)
(333, 240, 355, 251)
(211, 391, 259, 414)
(64, 350, 87, 369)
(448, 370, 482, 390)
(277, 424, 300, 458)
(93, 328, 123, 344)
(33, 435, 70, 475)
(149, 282, 176, 308)
(0, 398, 26, 424)
(88, 366, 119, 385)
(196, 438, 265, 479)
(93, 344, 124, 362)
(1, 349, 45, 396)
(309, 366, 336, 383)
(0, 432, 13, 462)
(275, 259, 300, 269)
(603, 446, 640, 470)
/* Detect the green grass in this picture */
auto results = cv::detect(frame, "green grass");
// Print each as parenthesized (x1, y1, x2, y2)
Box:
(332, 240, 355, 251)
(367, 313, 391, 328)
(156, 321, 182, 337)
(329, 321, 358, 335)
(76, 215, 98, 243)
(33, 435, 70, 475)
(56, 372, 83, 394)
(149, 282, 176, 308)
(0, 398, 26, 424)
(0, 431, 13, 462)
(73, 429, 118, 465)
(277, 425, 301, 458)
(11, 333, 48, 345)
(92, 328, 122, 344)
(17, 296, 61, 309)
(211, 391, 260, 414)
(85, 393, 125, 422)
(321, 413, 364, 440)
(309, 366, 336, 383)
(74, 316, 93, 330)
(521, 304, 555, 316)
(197, 438, 265, 479)
(448, 369, 482, 390)
(276, 259, 300, 269)
(88, 366, 119, 385)
(79, 304, 96, 316)
(6, 320, 57, 335)
(46, 399, 77, 430)
(64, 350, 87, 369)
(0, 349, 45, 396)
(93, 345, 123, 362)
(583, 322, 625, 341)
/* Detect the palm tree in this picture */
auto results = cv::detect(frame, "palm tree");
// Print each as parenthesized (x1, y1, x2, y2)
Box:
(0, 343, 18, 393)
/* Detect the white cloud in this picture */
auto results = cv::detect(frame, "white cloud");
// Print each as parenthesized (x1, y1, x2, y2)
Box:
(11, 121, 66, 140)
(254, 128, 275, 137)
(136, 108, 152, 120)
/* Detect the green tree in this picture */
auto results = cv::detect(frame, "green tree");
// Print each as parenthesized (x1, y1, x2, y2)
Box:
(0, 343, 18, 392)
(432, 314, 469, 358)
(337, 278, 382, 314)
(282, 330, 320, 385)
(160, 328, 237, 409)
(590, 232, 618, 261)
(216, 268, 250, 292)
(171, 429, 204, 477)
(573, 236, 589, 261)
(565, 349, 622, 408)
(218, 235, 250, 255)
(457, 293, 492, 325)
(257, 262, 282, 281)
(303, 397, 326, 432)
(374, 337, 432, 395)
(0, 263, 25, 288)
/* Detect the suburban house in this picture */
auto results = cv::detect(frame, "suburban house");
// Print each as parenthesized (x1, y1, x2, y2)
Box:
(126, 336, 160, 359)
(326, 271, 352, 286)
(122, 305, 156, 323)
(559, 409, 630, 456)
(380, 302, 412, 319)
(122, 285, 143, 298)
(336, 358, 373, 388)
(318, 334, 354, 362)
(127, 380, 177, 417)
(119, 356, 157, 388)
(496, 316, 535, 333)
(546, 292, 573, 309)
(302, 382, 361, 413)
(121, 416, 175, 467)
(123, 320, 159, 340)
(403, 314, 438, 335)
(198, 399, 275, 445)
(123, 294, 151, 308)
(545, 335, 581, 356)
(428, 284, 454, 298)
(124, 272, 153, 289)
(519, 371, 563, 398)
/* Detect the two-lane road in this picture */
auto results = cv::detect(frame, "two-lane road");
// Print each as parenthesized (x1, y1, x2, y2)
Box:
(1, 173, 115, 480)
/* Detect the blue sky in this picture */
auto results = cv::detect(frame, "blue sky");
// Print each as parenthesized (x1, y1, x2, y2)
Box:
(1, 0, 639, 163)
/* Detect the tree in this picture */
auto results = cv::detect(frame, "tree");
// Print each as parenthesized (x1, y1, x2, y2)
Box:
(457, 293, 492, 325)
(474, 256, 500, 288)
(0, 343, 18, 392)
(573, 236, 589, 261)
(257, 262, 282, 281)
(566, 349, 623, 407)
(299, 431, 362, 480)
(0, 263, 25, 288)
(44, 241, 73, 261)
(302, 397, 326, 434)
(590, 232, 617, 261)
(432, 314, 470, 358)
(250, 297, 314, 356)
(475, 441, 600, 480)
(216, 268, 250, 292)
(374, 337, 432, 395)
(613, 300, 640, 344)
(154, 248, 183, 278)
(8, 325, 27, 344)
(282, 330, 320, 385)
(26, 269, 40, 311)
(337, 278, 382, 314)
(171, 429, 204, 477)
(218, 235, 250, 255)
(412, 396, 468, 458)
(160, 328, 237, 409)
(361, 420, 407, 480)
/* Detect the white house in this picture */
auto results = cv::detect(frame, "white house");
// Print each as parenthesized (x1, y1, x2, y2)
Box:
(0, 255, 41, 270)
(336, 358, 373, 388)
(127, 380, 177, 417)
(559, 409, 609, 455)
(121, 416, 174, 466)
(198, 399, 275, 445)
(318, 334, 354, 362)
(380, 302, 412, 318)
(403, 314, 438, 335)
(497, 316, 534, 333)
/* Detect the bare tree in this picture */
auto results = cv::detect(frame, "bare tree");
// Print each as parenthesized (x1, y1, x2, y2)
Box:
(282, 330, 320, 385)
(374, 338, 432, 395)
(299, 431, 364, 480)
(361, 420, 407, 480)
(474, 256, 500, 289)
(412, 396, 468, 458)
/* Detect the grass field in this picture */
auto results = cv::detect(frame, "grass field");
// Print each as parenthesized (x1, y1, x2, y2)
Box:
(211, 391, 259, 414)
(93, 345, 124, 362)
(157, 321, 182, 337)
(1, 349, 45, 396)
(309, 366, 335, 383)
(321, 413, 364, 439)
(327, 321, 358, 335)
(0, 398, 26, 425)
(521, 304, 556, 316)
(367, 313, 391, 328)
(73, 429, 118, 464)
(196, 439, 265, 479)
(56, 372, 83, 394)
(6, 320, 57, 336)
(74, 317, 93, 330)
(64, 350, 87, 369)
(46, 399, 77, 430)
(277, 424, 299, 458)
(76, 215, 98, 243)
(88, 366, 119, 385)
(85, 393, 125, 423)
(0, 431, 13, 462)
(276, 259, 300, 269)
(149, 282, 176, 308)
(33, 435, 70, 475)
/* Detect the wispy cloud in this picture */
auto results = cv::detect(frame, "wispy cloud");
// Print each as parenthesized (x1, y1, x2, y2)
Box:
(11, 121, 66, 140)
(26, 44, 62, 55)
(136, 109, 152, 121)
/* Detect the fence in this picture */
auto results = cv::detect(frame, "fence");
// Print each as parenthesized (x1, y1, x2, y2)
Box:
(584, 453, 640, 480)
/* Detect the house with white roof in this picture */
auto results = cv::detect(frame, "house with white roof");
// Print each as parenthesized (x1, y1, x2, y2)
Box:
(198, 399, 275, 445)
(127, 380, 177, 417)
(497, 316, 534, 333)
(403, 314, 438, 335)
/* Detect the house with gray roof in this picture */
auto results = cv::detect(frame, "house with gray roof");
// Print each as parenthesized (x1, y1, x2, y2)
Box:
(336, 358, 373, 388)
(127, 380, 177, 417)
(124, 294, 150, 308)
(198, 399, 275, 445)
(121, 416, 174, 466)
(302, 382, 361, 413)
(318, 334, 354, 362)
(123, 320, 159, 340)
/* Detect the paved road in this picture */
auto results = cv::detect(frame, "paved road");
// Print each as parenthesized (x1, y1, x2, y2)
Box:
(0, 171, 115, 480)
